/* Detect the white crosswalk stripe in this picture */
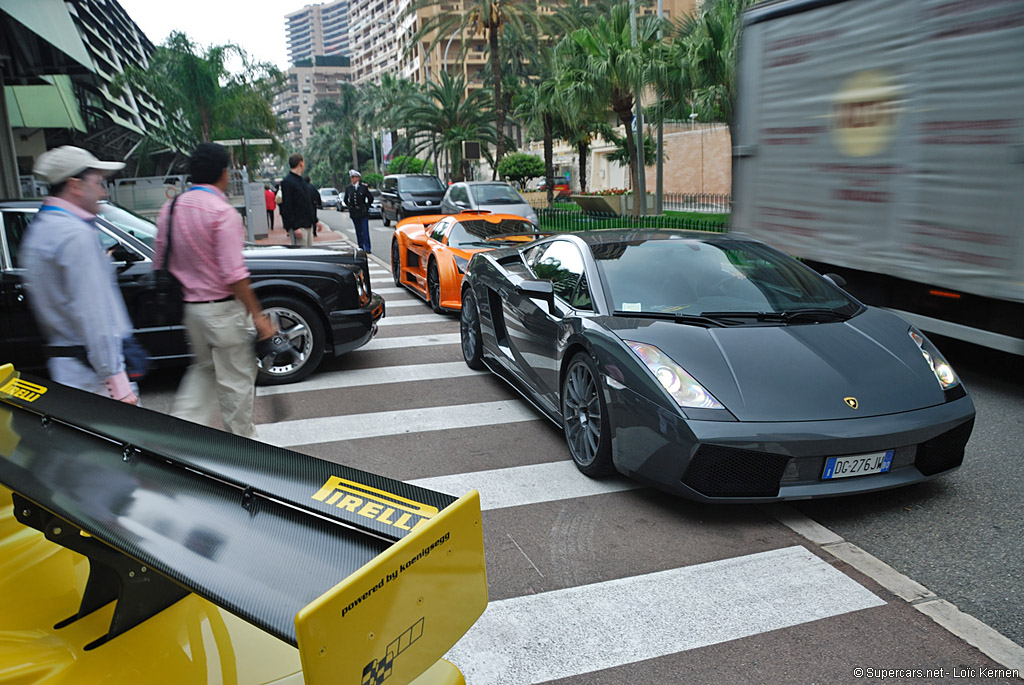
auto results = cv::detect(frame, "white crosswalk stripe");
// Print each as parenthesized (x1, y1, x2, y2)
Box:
(445, 546, 884, 684)
(408, 461, 640, 510)
(382, 299, 429, 309)
(373, 286, 410, 296)
(378, 313, 451, 327)
(360, 333, 461, 350)
(259, 400, 539, 447)
(258, 361, 483, 395)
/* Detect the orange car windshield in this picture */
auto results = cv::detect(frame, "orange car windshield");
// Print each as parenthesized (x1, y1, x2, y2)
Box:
(448, 219, 538, 248)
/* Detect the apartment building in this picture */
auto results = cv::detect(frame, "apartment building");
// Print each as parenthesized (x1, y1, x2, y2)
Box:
(274, 56, 352, 151)
(286, 0, 352, 64)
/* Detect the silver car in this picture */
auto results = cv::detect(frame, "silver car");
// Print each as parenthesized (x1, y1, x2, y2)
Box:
(441, 181, 539, 227)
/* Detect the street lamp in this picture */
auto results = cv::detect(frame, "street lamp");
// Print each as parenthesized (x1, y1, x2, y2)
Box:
(443, 27, 464, 75)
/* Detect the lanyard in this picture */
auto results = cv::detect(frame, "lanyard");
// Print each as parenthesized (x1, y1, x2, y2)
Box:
(188, 185, 218, 196)
(37, 205, 96, 225)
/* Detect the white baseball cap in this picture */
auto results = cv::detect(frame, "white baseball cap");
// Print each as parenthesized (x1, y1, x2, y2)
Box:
(33, 146, 125, 184)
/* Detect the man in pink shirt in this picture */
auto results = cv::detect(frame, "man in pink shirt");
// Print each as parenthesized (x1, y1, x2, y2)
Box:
(154, 143, 275, 438)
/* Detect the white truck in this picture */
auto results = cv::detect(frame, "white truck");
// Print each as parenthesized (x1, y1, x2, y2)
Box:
(731, 0, 1024, 355)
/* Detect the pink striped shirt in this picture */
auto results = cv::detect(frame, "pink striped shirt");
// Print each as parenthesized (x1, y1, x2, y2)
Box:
(153, 185, 250, 302)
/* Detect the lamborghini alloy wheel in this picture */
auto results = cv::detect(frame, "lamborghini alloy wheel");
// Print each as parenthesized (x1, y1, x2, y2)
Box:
(562, 353, 614, 476)
(460, 288, 484, 370)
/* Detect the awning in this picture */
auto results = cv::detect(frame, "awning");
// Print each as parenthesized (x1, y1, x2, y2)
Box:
(0, 0, 94, 75)
(4, 75, 86, 132)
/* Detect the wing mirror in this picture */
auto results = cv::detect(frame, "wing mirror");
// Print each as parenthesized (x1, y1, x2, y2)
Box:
(823, 273, 847, 288)
(516, 279, 556, 316)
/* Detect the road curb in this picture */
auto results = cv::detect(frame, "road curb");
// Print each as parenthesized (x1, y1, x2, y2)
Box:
(763, 504, 1024, 673)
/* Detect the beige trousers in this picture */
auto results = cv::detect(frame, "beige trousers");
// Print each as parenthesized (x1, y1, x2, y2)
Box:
(173, 299, 258, 438)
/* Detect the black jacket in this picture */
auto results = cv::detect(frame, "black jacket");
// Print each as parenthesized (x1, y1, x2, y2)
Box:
(280, 172, 316, 229)
(344, 182, 374, 219)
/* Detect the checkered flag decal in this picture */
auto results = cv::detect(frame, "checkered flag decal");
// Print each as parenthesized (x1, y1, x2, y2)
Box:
(361, 618, 425, 685)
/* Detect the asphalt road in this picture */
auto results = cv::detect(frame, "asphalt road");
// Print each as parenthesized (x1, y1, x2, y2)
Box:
(137, 235, 1023, 681)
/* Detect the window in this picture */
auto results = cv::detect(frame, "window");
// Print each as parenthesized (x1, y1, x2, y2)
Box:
(527, 240, 586, 302)
(2, 211, 33, 269)
(450, 185, 470, 205)
(429, 217, 451, 242)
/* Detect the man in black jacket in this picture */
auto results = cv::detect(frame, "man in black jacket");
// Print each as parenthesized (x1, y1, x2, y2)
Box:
(279, 154, 321, 246)
(343, 169, 374, 253)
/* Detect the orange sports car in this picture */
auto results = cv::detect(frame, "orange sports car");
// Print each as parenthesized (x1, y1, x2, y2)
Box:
(391, 211, 541, 312)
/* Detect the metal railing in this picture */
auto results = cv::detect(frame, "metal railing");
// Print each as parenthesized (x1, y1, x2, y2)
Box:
(527, 192, 732, 214)
(536, 208, 728, 233)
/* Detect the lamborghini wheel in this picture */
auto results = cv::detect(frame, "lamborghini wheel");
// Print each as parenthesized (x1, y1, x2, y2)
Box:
(460, 288, 484, 370)
(427, 260, 443, 313)
(562, 353, 614, 476)
(391, 240, 402, 286)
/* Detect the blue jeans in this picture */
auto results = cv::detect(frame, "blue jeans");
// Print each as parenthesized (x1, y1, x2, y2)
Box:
(353, 215, 371, 253)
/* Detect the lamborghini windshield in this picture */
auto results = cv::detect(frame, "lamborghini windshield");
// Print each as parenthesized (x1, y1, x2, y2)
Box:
(448, 218, 539, 248)
(594, 236, 862, 321)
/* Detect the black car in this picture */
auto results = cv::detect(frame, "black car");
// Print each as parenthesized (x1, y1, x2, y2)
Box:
(0, 200, 385, 385)
(459, 229, 975, 502)
(380, 174, 446, 226)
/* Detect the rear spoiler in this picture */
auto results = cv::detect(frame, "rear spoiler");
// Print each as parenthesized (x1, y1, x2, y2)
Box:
(0, 364, 487, 684)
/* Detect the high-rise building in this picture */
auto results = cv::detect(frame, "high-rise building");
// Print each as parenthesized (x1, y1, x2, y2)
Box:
(286, 1, 351, 65)
(274, 56, 352, 151)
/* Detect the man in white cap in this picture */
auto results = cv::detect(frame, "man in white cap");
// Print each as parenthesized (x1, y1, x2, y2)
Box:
(343, 168, 374, 253)
(20, 145, 139, 404)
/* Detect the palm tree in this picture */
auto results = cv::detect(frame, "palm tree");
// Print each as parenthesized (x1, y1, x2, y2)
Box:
(406, 0, 539, 168)
(653, 0, 749, 125)
(557, 3, 665, 197)
(313, 83, 362, 171)
(112, 32, 283, 158)
(400, 71, 496, 182)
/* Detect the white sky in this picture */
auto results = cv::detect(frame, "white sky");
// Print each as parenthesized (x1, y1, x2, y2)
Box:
(116, 0, 316, 71)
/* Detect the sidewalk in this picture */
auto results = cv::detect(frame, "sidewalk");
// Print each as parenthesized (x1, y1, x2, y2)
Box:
(254, 226, 347, 246)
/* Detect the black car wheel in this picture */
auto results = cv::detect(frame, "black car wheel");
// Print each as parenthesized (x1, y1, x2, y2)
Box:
(257, 294, 325, 386)
(460, 288, 484, 370)
(391, 240, 402, 286)
(562, 353, 614, 476)
(383, 209, 391, 227)
(427, 260, 444, 313)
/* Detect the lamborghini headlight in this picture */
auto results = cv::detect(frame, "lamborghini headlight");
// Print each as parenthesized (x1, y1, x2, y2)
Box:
(908, 328, 959, 390)
(625, 341, 724, 409)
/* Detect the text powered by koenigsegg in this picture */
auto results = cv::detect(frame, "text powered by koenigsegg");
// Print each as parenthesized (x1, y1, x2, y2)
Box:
(312, 476, 439, 532)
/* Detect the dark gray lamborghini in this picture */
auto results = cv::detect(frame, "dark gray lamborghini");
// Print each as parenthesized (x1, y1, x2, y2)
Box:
(459, 229, 975, 502)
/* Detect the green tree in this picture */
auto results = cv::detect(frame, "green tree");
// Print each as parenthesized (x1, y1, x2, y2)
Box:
(497, 153, 545, 190)
(407, 0, 539, 168)
(558, 4, 665, 201)
(652, 0, 749, 124)
(388, 156, 428, 174)
(112, 31, 283, 164)
(400, 71, 496, 182)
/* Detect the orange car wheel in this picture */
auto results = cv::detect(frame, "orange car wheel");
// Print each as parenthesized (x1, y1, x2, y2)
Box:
(427, 260, 444, 313)
(391, 240, 402, 286)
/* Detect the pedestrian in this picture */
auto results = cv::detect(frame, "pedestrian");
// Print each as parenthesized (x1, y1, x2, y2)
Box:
(279, 153, 322, 247)
(304, 174, 321, 238)
(153, 143, 277, 438)
(20, 145, 139, 405)
(344, 169, 374, 254)
(264, 184, 276, 230)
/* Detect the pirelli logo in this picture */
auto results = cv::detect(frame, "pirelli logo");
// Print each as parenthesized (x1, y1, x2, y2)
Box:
(311, 477, 438, 532)
(0, 378, 47, 402)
